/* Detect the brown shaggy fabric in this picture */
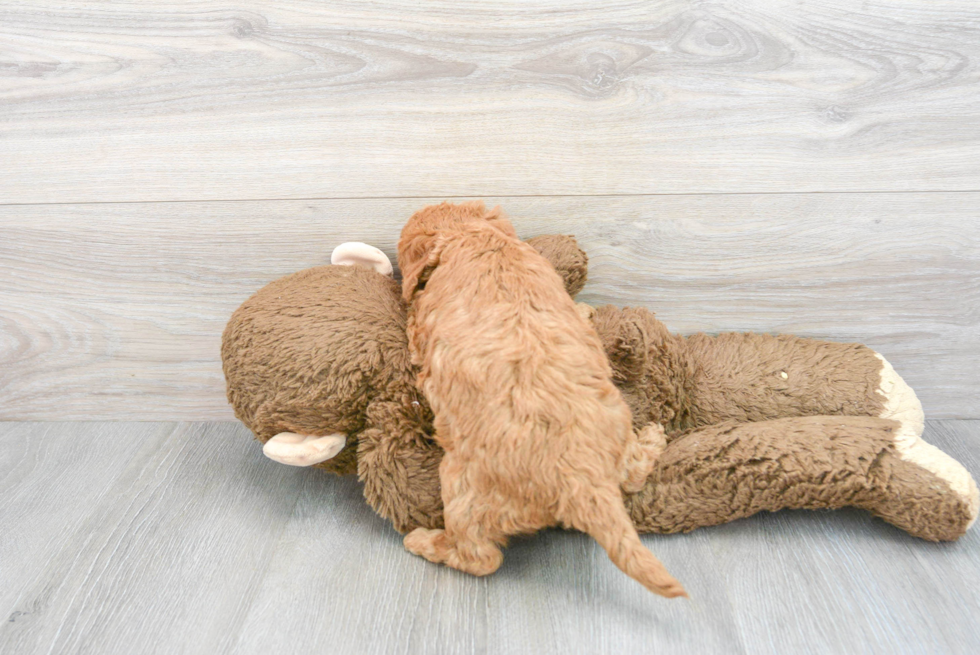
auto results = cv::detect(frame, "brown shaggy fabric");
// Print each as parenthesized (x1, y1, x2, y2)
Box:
(524, 234, 588, 298)
(222, 234, 593, 531)
(222, 265, 420, 476)
(626, 416, 973, 541)
(590, 305, 885, 436)
(221, 218, 975, 543)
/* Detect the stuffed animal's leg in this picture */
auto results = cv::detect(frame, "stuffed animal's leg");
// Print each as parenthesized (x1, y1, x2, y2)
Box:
(403, 453, 505, 576)
(676, 330, 979, 526)
(625, 415, 978, 541)
(874, 354, 979, 529)
(680, 332, 891, 426)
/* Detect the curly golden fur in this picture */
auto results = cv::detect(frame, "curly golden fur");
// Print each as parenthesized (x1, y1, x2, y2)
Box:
(397, 201, 686, 597)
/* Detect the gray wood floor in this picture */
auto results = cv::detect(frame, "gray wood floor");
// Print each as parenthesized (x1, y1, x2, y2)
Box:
(2, 420, 978, 655)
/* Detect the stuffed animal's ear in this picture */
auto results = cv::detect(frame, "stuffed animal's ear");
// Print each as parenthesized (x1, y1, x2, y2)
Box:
(400, 234, 446, 304)
(263, 433, 347, 466)
(526, 234, 589, 297)
(331, 242, 394, 277)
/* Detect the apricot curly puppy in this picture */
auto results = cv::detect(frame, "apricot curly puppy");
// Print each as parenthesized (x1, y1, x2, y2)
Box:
(397, 201, 686, 598)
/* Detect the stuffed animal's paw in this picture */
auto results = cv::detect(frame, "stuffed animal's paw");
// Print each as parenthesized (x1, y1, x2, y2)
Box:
(875, 353, 979, 529)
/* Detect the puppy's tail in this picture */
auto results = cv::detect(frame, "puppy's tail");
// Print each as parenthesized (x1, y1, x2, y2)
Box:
(568, 487, 688, 598)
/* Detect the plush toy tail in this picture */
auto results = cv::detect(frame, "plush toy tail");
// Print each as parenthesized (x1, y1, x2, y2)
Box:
(567, 486, 688, 598)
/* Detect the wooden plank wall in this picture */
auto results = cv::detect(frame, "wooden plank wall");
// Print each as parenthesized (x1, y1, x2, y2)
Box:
(1, 1, 978, 419)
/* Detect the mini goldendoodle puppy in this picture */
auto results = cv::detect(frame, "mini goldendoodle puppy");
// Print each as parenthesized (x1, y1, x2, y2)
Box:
(397, 201, 686, 598)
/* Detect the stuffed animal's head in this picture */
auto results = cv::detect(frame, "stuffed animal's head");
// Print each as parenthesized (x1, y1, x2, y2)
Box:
(222, 229, 589, 475)
(222, 261, 412, 476)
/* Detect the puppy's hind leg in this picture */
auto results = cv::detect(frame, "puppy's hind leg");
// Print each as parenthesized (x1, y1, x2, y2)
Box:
(622, 423, 668, 494)
(404, 505, 505, 577)
(403, 454, 505, 576)
(403, 527, 452, 565)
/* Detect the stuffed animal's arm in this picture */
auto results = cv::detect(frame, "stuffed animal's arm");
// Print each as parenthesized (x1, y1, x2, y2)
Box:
(625, 415, 978, 541)
(357, 400, 445, 533)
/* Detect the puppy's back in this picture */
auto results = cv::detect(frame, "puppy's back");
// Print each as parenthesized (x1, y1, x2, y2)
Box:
(414, 225, 629, 468)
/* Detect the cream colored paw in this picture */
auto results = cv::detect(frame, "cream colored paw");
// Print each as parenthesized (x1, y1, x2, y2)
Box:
(638, 423, 668, 454)
(262, 432, 346, 466)
(404, 527, 447, 563)
(622, 424, 667, 493)
(576, 302, 595, 320)
(331, 242, 393, 277)
(876, 353, 979, 528)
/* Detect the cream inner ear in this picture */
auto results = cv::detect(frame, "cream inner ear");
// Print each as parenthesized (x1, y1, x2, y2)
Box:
(263, 433, 347, 467)
(331, 242, 393, 277)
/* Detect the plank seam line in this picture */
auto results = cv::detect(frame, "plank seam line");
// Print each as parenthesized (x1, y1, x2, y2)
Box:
(2, 188, 980, 207)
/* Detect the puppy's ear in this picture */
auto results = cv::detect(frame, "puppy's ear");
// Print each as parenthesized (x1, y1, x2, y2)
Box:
(400, 234, 446, 304)
(483, 205, 518, 238)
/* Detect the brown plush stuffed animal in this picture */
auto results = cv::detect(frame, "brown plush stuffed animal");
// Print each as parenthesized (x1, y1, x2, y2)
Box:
(222, 205, 979, 543)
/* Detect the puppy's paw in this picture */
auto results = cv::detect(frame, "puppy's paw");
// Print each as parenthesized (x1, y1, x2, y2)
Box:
(637, 423, 668, 456)
(404, 527, 449, 564)
(622, 424, 668, 493)
(575, 302, 595, 321)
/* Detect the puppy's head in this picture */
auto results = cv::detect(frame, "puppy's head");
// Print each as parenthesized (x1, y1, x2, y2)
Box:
(398, 201, 515, 302)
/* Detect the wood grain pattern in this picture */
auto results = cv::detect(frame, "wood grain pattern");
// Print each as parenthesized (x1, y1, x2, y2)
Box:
(2, 193, 977, 420)
(0, 422, 175, 623)
(1, 420, 978, 654)
(0, 422, 308, 655)
(2, 1, 980, 202)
